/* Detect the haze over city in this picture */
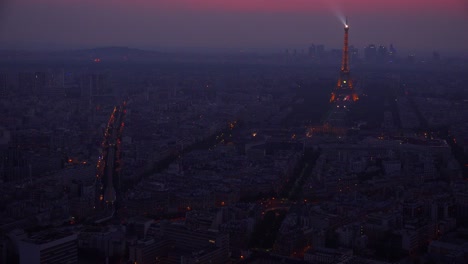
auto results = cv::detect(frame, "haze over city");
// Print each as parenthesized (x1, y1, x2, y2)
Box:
(0, 0, 467, 53)
(1, 0, 468, 264)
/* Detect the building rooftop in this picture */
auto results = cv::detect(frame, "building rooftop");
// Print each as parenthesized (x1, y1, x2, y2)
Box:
(23, 230, 76, 245)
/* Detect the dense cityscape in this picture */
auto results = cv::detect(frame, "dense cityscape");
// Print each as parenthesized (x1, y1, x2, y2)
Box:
(1, 11, 468, 264)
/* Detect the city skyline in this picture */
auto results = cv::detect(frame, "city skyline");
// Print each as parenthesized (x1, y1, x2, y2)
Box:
(0, 0, 467, 53)
(1, 3, 468, 261)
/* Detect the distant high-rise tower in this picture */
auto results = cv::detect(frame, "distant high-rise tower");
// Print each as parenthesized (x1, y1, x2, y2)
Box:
(330, 19, 358, 107)
(388, 44, 397, 62)
(377, 45, 388, 62)
(364, 44, 377, 63)
(349, 45, 359, 63)
(308, 44, 316, 58)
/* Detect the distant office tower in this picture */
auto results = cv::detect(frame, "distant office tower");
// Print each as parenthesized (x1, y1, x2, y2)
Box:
(407, 53, 416, 64)
(349, 45, 359, 63)
(18, 231, 78, 264)
(316, 44, 325, 59)
(364, 44, 377, 63)
(329, 20, 358, 107)
(308, 44, 316, 57)
(331, 49, 342, 60)
(389, 44, 397, 62)
(377, 45, 388, 62)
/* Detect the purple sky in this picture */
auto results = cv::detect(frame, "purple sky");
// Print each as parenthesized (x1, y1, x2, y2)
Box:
(0, 0, 467, 53)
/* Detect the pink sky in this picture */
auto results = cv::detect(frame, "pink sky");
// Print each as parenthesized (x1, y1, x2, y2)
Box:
(0, 0, 467, 52)
(28, 0, 466, 13)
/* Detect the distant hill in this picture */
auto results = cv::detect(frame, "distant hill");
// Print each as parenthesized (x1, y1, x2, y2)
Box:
(71, 46, 161, 57)
(0, 46, 163, 62)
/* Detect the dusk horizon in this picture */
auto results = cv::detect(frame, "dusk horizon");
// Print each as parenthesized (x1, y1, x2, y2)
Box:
(1, 0, 467, 54)
(1, 1, 468, 264)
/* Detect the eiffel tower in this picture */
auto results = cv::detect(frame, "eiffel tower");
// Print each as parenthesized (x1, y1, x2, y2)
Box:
(325, 19, 359, 128)
(329, 18, 359, 108)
